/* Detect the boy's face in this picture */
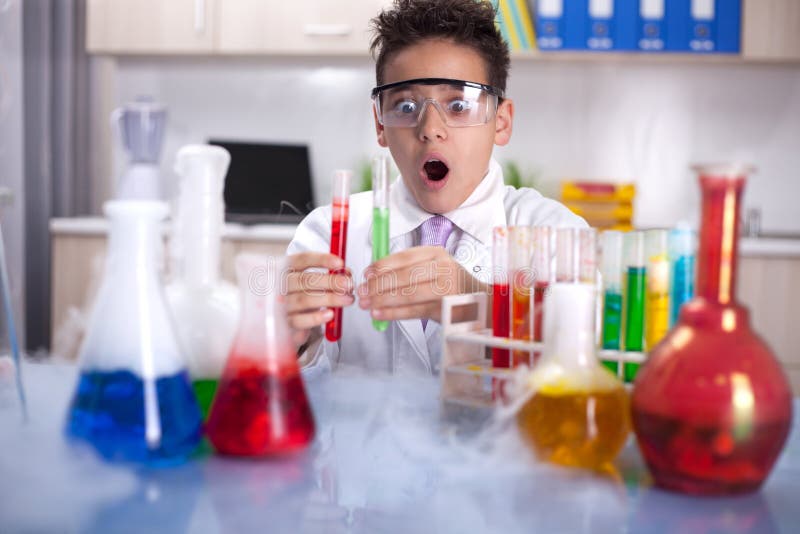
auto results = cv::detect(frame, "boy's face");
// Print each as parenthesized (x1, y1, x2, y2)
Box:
(374, 39, 513, 215)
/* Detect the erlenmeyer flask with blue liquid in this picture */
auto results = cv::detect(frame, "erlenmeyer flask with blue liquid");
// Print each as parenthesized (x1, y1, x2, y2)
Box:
(66, 200, 202, 464)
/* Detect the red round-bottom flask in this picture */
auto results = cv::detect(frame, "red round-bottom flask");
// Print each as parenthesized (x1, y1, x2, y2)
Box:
(632, 165, 792, 495)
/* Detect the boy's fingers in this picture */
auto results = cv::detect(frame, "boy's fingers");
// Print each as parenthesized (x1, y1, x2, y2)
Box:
(288, 308, 336, 331)
(359, 256, 461, 297)
(287, 271, 354, 294)
(286, 291, 354, 313)
(286, 252, 344, 272)
(359, 283, 452, 310)
(370, 302, 437, 322)
(366, 246, 443, 273)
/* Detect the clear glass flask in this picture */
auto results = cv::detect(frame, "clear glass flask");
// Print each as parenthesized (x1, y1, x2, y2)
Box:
(632, 164, 792, 495)
(516, 283, 630, 471)
(66, 200, 202, 464)
(206, 254, 315, 456)
(166, 144, 240, 418)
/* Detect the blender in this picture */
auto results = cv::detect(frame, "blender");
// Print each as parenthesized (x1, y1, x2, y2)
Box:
(112, 97, 167, 200)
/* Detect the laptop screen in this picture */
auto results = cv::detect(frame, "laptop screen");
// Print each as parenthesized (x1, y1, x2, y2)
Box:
(209, 139, 315, 218)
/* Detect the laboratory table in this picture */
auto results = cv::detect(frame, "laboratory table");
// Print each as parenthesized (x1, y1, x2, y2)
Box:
(1, 361, 799, 534)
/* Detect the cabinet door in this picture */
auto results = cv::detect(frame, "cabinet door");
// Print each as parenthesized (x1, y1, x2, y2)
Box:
(86, 0, 216, 53)
(218, 0, 391, 54)
(742, 0, 800, 60)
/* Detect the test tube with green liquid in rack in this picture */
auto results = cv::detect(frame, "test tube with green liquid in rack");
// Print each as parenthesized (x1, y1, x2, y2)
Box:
(623, 231, 646, 382)
(599, 230, 623, 374)
(372, 155, 390, 331)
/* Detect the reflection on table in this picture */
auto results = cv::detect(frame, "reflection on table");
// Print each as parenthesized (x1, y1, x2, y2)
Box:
(0, 362, 798, 533)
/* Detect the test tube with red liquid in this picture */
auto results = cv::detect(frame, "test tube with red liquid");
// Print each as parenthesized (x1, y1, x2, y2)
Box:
(326, 170, 351, 342)
(491, 226, 510, 369)
(531, 226, 553, 360)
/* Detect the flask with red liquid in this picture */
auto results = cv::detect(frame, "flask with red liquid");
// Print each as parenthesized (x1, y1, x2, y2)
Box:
(206, 254, 315, 456)
(632, 164, 792, 495)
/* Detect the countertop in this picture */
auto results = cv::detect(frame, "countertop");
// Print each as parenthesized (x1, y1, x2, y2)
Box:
(51, 217, 800, 257)
(1, 362, 799, 534)
(50, 217, 298, 242)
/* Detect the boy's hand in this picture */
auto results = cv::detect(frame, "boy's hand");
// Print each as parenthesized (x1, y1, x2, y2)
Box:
(285, 252, 354, 348)
(356, 246, 487, 323)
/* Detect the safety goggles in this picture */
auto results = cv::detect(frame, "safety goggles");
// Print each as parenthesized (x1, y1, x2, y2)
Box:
(371, 78, 504, 128)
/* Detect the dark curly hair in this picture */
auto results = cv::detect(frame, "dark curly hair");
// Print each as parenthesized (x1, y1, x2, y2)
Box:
(369, 0, 510, 92)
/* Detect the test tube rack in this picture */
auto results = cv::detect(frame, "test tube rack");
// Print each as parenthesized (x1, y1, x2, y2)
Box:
(439, 292, 646, 409)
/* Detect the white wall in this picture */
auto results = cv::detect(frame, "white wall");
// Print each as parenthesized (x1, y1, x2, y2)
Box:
(106, 56, 800, 233)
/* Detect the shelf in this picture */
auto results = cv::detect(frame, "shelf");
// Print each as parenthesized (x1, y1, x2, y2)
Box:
(509, 50, 800, 66)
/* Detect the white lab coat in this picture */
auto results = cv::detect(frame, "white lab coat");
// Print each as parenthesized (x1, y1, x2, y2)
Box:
(288, 158, 587, 376)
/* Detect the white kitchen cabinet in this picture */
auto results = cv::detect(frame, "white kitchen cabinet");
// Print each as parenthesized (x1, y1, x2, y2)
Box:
(86, 0, 217, 54)
(217, 0, 391, 55)
(741, 0, 800, 61)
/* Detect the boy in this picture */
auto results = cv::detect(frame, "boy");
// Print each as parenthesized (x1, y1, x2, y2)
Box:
(286, 0, 586, 375)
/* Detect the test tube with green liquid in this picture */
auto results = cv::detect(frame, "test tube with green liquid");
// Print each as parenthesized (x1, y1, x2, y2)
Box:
(623, 231, 646, 382)
(599, 230, 623, 374)
(372, 155, 390, 331)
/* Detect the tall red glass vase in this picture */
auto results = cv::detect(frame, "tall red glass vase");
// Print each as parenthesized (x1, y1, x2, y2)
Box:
(631, 164, 792, 495)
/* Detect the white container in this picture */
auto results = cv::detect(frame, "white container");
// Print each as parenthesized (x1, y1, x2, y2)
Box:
(165, 145, 239, 403)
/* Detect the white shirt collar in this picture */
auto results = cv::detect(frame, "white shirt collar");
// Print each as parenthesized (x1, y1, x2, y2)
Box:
(389, 158, 507, 245)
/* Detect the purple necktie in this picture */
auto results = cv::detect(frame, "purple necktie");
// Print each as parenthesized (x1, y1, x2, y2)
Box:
(419, 215, 453, 248)
(419, 215, 453, 329)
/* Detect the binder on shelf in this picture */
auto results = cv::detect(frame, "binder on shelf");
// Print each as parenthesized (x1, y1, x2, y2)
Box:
(495, 0, 537, 51)
(665, 0, 741, 53)
(586, 0, 614, 50)
(534, 0, 586, 50)
(638, 0, 666, 51)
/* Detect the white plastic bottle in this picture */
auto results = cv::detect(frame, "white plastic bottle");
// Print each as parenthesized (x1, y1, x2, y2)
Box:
(166, 144, 239, 418)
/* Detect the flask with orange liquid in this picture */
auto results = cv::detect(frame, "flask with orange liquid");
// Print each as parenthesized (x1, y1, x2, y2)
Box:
(517, 283, 630, 471)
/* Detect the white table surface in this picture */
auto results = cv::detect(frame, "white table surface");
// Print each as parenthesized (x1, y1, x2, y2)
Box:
(1, 361, 799, 534)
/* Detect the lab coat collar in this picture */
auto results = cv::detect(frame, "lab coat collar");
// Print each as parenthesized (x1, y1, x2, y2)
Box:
(389, 158, 507, 245)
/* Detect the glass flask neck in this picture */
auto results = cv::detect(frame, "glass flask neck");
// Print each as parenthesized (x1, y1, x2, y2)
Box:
(171, 145, 229, 287)
(234, 255, 296, 371)
(542, 283, 597, 368)
(106, 201, 166, 279)
(696, 174, 745, 305)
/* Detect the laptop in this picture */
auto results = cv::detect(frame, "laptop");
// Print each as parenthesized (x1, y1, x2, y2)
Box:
(209, 139, 315, 225)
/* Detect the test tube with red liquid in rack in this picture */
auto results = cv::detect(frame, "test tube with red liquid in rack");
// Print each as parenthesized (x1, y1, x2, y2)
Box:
(326, 170, 351, 342)
(531, 226, 553, 348)
(491, 227, 510, 369)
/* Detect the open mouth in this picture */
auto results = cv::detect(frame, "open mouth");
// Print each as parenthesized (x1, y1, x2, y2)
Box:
(423, 159, 449, 181)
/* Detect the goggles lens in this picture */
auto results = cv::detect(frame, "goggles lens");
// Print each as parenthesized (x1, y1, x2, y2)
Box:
(372, 78, 501, 128)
